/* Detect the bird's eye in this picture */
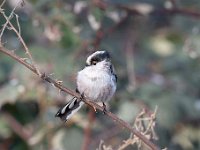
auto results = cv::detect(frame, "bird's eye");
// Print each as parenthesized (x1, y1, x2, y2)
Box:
(92, 61, 97, 65)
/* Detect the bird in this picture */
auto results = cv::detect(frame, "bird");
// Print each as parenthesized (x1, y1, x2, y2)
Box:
(55, 51, 117, 122)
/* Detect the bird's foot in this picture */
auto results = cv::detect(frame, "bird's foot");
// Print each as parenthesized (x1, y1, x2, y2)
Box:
(80, 92, 85, 100)
(102, 102, 107, 114)
(80, 92, 97, 113)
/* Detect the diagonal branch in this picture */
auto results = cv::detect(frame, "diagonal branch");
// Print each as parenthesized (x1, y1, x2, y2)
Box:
(0, 1, 41, 76)
(0, 1, 160, 149)
(0, 46, 161, 150)
(0, 0, 6, 8)
(0, 2, 17, 43)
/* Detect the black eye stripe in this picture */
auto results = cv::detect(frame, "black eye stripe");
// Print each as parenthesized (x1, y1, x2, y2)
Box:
(86, 51, 111, 66)
(91, 57, 99, 62)
(90, 52, 110, 63)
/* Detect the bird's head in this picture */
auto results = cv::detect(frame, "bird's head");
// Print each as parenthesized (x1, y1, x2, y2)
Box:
(86, 51, 111, 66)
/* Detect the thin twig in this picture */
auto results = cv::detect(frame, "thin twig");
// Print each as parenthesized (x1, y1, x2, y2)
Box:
(143, 107, 157, 136)
(0, 0, 6, 8)
(15, 14, 21, 35)
(0, 46, 160, 150)
(0, 6, 17, 43)
(0, 1, 160, 149)
(0, 4, 41, 76)
(118, 107, 158, 150)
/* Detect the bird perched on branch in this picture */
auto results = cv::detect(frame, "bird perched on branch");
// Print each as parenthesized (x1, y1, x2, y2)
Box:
(55, 51, 117, 122)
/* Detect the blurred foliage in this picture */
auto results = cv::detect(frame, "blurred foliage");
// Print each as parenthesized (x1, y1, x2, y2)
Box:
(0, 0, 200, 150)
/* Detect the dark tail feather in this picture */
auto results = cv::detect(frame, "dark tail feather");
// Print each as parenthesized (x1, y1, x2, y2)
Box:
(55, 97, 84, 122)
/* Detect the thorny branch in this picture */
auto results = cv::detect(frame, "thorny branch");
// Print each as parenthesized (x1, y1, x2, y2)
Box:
(0, 45, 160, 150)
(0, 0, 41, 76)
(97, 107, 159, 150)
(0, 0, 6, 8)
(0, 1, 17, 43)
(0, 1, 175, 150)
(0, 0, 199, 149)
(0, 3, 160, 149)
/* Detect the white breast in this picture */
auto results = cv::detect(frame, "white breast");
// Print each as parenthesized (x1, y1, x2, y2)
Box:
(76, 63, 116, 102)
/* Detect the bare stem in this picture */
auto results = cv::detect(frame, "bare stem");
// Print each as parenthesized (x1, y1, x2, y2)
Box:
(0, 1, 160, 149)
(0, 5, 17, 43)
(0, 0, 6, 8)
(0, 2, 41, 76)
(0, 46, 160, 150)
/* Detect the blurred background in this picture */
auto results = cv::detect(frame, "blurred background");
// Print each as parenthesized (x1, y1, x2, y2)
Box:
(0, 0, 200, 150)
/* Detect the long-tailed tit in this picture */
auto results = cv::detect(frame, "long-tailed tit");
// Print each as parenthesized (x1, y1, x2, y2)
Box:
(55, 51, 117, 122)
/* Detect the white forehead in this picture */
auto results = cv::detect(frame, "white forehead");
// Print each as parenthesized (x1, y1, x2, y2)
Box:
(86, 51, 106, 64)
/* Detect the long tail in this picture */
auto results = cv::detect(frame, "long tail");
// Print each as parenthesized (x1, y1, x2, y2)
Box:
(55, 97, 84, 122)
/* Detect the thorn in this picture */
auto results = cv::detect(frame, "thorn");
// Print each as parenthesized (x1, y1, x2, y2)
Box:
(21, 57, 28, 61)
(89, 104, 97, 113)
(56, 80, 63, 85)
(40, 72, 46, 79)
(92, 105, 97, 112)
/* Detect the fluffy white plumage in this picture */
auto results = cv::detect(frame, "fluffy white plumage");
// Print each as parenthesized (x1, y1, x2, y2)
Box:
(55, 51, 117, 121)
(77, 59, 116, 102)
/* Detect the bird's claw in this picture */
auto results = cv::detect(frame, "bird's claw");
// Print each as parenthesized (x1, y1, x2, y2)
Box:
(103, 102, 107, 114)
(92, 106, 97, 112)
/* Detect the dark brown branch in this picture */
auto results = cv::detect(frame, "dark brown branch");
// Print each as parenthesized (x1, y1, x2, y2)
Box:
(0, 46, 161, 150)
(0, 3, 41, 76)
